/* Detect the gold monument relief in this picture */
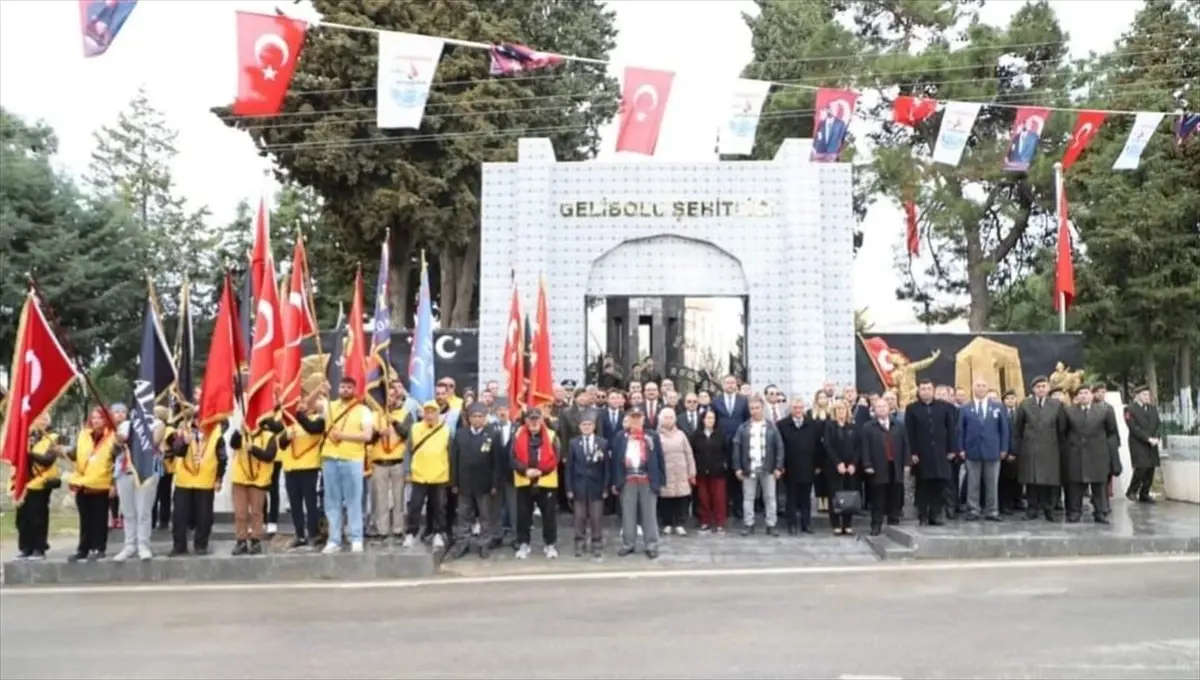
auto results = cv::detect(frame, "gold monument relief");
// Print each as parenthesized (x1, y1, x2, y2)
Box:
(954, 337, 1025, 400)
(1049, 361, 1085, 394)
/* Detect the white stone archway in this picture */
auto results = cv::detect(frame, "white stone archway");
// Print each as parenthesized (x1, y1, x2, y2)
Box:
(586, 235, 749, 297)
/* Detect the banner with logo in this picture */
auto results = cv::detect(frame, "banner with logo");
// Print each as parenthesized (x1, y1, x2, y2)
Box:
(376, 31, 445, 130)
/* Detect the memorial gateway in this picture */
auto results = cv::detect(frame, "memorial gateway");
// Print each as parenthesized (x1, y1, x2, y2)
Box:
(477, 138, 858, 397)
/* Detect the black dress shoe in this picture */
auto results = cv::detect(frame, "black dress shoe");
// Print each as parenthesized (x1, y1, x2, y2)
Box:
(985, 515, 1002, 522)
(194, 546, 209, 556)
(645, 549, 658, 560)
(1066, 515, 1081, 524)
(869, 527, 882, 537)
(1138, 497, 1156, 504)
(1125, 491, 1138, 502)
(168, 547, 188, 557)
(450, 542, 470, 560)
(618, 547, 635, 557)
(67, 551, 87, 563)
(928, 518, 945, 527)
(800, 527, 813, 534)
(1094, 515, 1111, 524)
(232, 540, 249, 556)
(248, 539, 263, 555)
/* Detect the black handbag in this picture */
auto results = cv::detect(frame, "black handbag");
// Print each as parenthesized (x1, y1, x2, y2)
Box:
(832, 489, 862, 514)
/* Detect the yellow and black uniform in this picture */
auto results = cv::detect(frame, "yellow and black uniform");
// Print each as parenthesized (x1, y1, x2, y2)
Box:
(153, 424, 176, 531)
(403, 415, 452, 537)
(230, 420, 282, 552)
(369, 406, 410, 536)
(68, 427, 118, 559)
(511, 423, 560, 549)
(283, 410, 325, 546)
(165, 423, 228, 555)
(14, 430, 63, 558)
(321, 399, 372, 462)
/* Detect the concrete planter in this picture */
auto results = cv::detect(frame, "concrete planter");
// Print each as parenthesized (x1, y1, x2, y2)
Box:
(1163, 435, 1199, 504)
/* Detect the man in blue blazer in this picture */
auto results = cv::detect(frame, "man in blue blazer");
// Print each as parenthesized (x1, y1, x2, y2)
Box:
(958, 378, 1011, 521)
(712, 375, 751, 520)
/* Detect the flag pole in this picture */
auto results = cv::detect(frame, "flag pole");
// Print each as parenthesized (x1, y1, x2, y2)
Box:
(1054, 161, 1066, 333)
(296, 228, 324, 356)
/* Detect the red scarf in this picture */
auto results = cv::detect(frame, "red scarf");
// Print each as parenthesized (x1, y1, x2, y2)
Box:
(513, 426, 556, 474)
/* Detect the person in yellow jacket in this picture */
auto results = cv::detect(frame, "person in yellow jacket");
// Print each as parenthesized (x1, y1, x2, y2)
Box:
(13, 411, 65, 561)
(369, 380, 413, 540)
(320, 376, 375, 554)
(511, 408, 560, 560)
(228, 415, 283, 556)
(402, 401, 452, 549)
(284, 392, 326, 550)
(164, 413, 229, 556)
(66, 407, 120, 562)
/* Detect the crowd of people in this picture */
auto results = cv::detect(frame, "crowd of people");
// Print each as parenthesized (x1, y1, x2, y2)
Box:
(9, 370, 1163, 564)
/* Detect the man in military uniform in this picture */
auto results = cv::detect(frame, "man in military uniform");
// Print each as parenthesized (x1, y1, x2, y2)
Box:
(449, 404, 505, 559)
(1124, 385, 1161, 503)
(1061, 386, 1122, 523)
(1012, 376, 1067, 522)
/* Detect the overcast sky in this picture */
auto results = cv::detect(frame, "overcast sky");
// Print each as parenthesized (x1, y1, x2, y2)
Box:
(0, 0, 1143, 330)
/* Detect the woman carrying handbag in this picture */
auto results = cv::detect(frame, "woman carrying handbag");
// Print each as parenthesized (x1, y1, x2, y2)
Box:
(825, 401, 861, 536)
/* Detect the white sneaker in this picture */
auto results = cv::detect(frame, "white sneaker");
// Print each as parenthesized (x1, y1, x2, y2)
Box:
(515, 543, 531, 560)
(534, 506, 542, 518)
(266, 522, 278, 535)
(137, 547, 153, 560)
(401, 535, 416, 549)
(112, 547, 136, 562)
(350, 541, 364, 553)
(321, 543, 340, 555)
(544, 544, 558, 559)
(431, 533, 446, 549)
(662, 525, 674, 536)
(675, 526, 687, 536)
(637, 526, 644, 537)
(472, 521, 481, 535)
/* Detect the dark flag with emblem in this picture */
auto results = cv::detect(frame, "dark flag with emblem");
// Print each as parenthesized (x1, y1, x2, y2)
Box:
(488, 42, 563, 76)
(367, 233, 391, 410)
(127, 297, 177, 484)
(325, 324, 347, 390)
(174, 276, 195, 413)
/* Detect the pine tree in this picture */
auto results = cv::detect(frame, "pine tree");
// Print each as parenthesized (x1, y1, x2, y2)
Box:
(86, 87, 214, 312)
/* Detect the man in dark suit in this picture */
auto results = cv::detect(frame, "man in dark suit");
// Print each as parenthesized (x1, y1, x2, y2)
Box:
(490, 401, 517, 545)
(712, 375, 750, 519)
(600, 389, 626, 442)
(812, 103, 848, 159)
(777, 398, 822, 534)
(861, 399, 910, 536)
(958, 378, 1010, 522)
(1124, 385, 1161, 503)
(643, 382, 664, 429)
(1062, 386, 1122, 523)
(678, 393, 702, 436)
(1012, 376, 1067, 522)
(904, 379, 957, 525)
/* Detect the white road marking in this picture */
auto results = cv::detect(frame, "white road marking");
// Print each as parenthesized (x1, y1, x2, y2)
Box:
(838, 675, 903, 679)
(983, 586, 1069, 597)
(1, 554, 1194, 597)
(1038, 664, 1199, 671)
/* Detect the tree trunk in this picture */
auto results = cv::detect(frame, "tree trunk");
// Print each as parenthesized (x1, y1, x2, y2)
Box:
(450, 236, 479, 329)
(964, 220, 989, 331)
(1143, 351, 1159, 404)
(438, 249, 460, 328)
(1180, 341, 1193, 394)
(388, 229, 416, 329)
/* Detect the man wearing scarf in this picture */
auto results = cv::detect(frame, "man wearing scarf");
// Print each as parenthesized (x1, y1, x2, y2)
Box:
(165, 411, 229, 556)
(609, 407, 665, 559)
(511, 408, 561, 560)
(66, 407, 119, 562)
(13, 412, 64, 561)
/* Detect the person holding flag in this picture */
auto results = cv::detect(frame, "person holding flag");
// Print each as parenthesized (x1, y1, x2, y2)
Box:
(11, 412, 66, 561)
(66, 407, 121, 562)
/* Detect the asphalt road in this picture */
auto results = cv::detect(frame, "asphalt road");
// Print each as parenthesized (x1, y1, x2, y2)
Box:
(2, 558, 1198, 679)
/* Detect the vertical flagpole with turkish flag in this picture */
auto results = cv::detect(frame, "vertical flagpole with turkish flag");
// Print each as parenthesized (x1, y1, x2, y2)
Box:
(232, 11, 309, 117)
(201, 273, 247, 435)
(246, 249, 283, 430)
(0, 291, 78, 505)
(279, 236, 317, 416)
(528, 275, 554, 410)
(344, 267, 369, 401)
(502, 273, 524, 419)
(1053, 161, 1075, 331)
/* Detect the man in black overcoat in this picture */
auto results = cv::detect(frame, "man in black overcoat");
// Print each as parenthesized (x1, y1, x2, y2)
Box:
(904, 379, 957, 525)
(1061, 386, 1122, 523)
(1124, 384, 1161, 503)
(1012, 376, 1067, 522)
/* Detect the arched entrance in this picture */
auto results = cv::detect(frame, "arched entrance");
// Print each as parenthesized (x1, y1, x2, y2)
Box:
(586, 235, 749, 392)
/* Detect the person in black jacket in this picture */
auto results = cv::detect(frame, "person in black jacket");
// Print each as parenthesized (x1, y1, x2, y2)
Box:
(449, 404, 506, 559)
(904, 379, 958, 526)
(861, 399, 912, 536)
(777, 398, 822, 535)
(690, 410, 729, 533)
(825, 401, 860, 535)
(565, 412, 610, 557)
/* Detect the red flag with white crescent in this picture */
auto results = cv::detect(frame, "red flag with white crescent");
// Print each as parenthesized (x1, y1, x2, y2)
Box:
(1, 293, 77, 505)
(233, 11, 309, 117)
(502, 281, 524, 419)
(859, 335, 901, 389)
(615, 67, 675, 156)
(1061, 110, 1107, 172)
(246, 251, 283, 429)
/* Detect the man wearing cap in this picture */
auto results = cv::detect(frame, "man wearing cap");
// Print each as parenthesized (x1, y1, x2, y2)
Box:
(511, 408, 562, 560)
(369, 379, 413, 540)
(609, 406, 665, 559)
(449, 404, 505, 559)
(566, 410, 609, 557)
(403, 401, 453, 549)
(1124, 385, 1161, 503)
(1061, 385, 1121, 523)
(319, 376, 375, 554)
(1012, 376, 1067, 522)
(112, 402, 166, 561)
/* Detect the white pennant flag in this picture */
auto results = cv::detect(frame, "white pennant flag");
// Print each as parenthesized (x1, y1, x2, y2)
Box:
(1112, 112, 1164, 171)
(932, 101, 982, 167)
(376, 32, 444, 130)
(718, 79, 772, 156)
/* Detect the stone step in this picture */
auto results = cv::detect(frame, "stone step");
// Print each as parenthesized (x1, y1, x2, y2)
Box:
(863, 533, 917, 561)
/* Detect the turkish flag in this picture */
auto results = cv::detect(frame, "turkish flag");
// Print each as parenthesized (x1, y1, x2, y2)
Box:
(893, 95, 938, 127)
(528, 278, 554, 409)
(502, 280, 524, 419)
(201, 274, 247, 435)
(903, 199, 920, 256)
(1, 293, 77, 504)
(1053, 176, 1076, 313)
(279, 238, 316, 416)
(246, 249, 283, 429)
(859, 335, 900, 389)
(615, 67, 675, 155)
(343, 269, 369, 400)
(249, 197, 271, 305)
(233, 11, 308, 117)
(1061, 110, 1106, 172)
